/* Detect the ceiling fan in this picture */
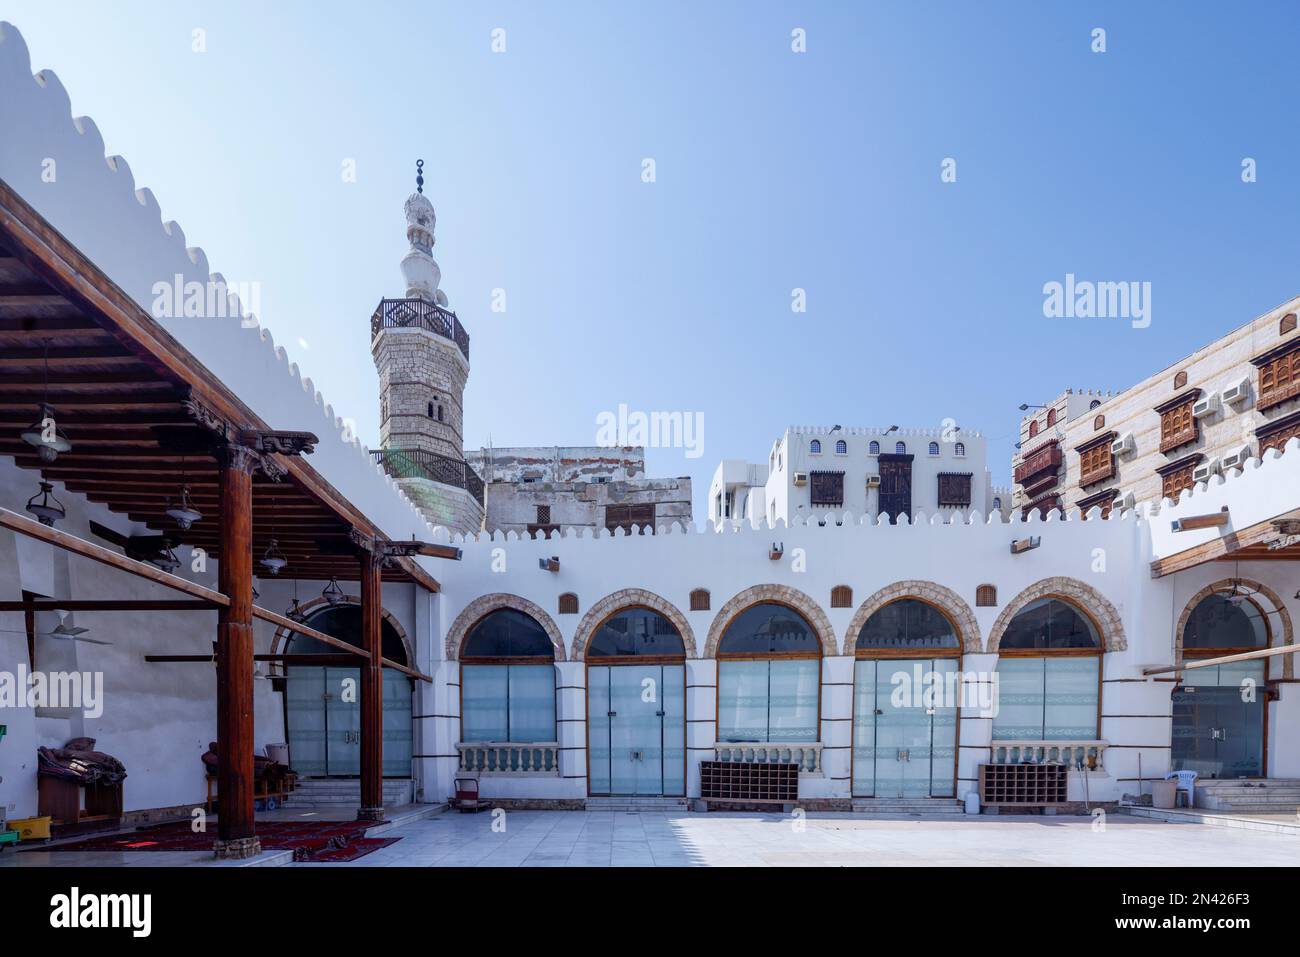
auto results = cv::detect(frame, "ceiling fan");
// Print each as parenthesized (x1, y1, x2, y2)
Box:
(89, 520, 183, 572)
(38, 610, 112, 646)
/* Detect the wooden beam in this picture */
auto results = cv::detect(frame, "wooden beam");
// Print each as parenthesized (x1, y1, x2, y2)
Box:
(0, 507, 230, 606)
(1170, 508, 1230, 532)
(1151, 506, 1300, 577)
(1143, 643, 1300, 676)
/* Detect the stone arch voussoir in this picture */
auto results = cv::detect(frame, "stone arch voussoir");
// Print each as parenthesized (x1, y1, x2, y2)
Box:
(571, 588, 697, 661)
(987, 577, 1125, 653)
(443, 593, 566, 661)
(703, 584, 837, 658)
(841, 580, 982, 655)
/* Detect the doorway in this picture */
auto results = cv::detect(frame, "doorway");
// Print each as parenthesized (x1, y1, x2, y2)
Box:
(587, 663, 685, 796)
(282, 605, 413, 778)
(1172, 661, 1266, 779)
(852, 658, 958, 797)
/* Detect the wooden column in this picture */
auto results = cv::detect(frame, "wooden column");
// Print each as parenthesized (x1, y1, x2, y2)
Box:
(357, 545, 386, 821)
(214, 445, 260, 859)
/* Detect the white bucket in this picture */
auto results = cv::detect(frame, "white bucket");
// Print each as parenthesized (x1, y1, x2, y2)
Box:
(265, 743, 290, 765)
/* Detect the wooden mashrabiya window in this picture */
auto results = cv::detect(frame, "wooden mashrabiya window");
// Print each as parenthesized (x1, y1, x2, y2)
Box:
(1074, 432, 1117, 488)
(936, 472, 973, 507)
(1256, 409, 1300, 455)
(1154, 389, 1201, 453)
(809, 470, 844, 507)
(1075, 487, 1118, 518)
(1155, 453, 1203, 501)
(1251, 337, 1300, 412)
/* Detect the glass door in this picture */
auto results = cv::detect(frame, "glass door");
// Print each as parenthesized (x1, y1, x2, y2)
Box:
(325, 666, 361, 776)
(587, 664, 684, 796)
(853, 659, 958, 797)
(286, 666, 328, 776)
(1173, 661, 1265, 778)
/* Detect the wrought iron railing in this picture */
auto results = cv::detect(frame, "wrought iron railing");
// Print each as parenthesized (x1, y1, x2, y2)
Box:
(372, 448, 485, 505)
(371, 297, 470, 361)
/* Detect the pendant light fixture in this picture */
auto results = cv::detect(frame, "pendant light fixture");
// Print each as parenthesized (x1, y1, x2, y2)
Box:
(20, 345, 72, 464)
(165, 457, 203, 530)
(150, 545, 182, 574)
(260, 539, 287, 575)
(25, 480, 66, 527)
(321, 576, 345, 605)
(285, 579, 307, 622)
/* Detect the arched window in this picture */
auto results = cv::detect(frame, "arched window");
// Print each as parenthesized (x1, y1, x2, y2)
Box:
(1046, 409, 1057, 427)
(856, 598, 960, 651)
(869, 440, 880, 455)
(1182, 591, 1268, 651)
(717, 603, 820, 744)
(928, 442, 940, 456)
(992, 497, 1002, 510)
(895, 441, 906, 454)
(851, 599, 960, 798)
(588, 608, 686, 658)
(558, 593, 579, 615)
(437, 405, 444, 422)
(1089, 399, 1101, 410)
(954, 442, 966, 457)
(689, 588, 710, 611)
(427, 402, 435, 418)
(830, 585, 853, 608)
(835, 439, 847, 454)
(976, 584, 997, 607)
(810, 439, 821, 454)
(460, 609, 557, 747)
(1174, 589, 1269, 778)
(993, 598, 1101, 748)
(1029, 421, 1039, 438)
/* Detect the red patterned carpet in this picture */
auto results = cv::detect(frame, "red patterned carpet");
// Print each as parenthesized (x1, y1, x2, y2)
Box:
(28, 819, 399, 862)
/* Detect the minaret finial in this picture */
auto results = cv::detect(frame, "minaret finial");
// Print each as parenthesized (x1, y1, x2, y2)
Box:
(416, 158, 424, 194)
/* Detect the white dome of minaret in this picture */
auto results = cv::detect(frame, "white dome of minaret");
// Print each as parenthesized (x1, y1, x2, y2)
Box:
(400, 159, 447, 306)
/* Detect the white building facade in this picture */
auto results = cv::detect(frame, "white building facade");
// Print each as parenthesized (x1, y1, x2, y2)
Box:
(750, 426, 997, 527)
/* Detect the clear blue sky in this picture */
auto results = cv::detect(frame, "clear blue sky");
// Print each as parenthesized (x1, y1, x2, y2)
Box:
(7, 1, 1299, 517)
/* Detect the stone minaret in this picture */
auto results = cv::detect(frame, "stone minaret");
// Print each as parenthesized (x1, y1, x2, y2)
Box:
(371, 161, 483, 532)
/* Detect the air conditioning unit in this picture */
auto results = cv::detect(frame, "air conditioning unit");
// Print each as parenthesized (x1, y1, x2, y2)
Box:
(1221, 444, 1253, 471)
(866, 475, 881, 489)
(1192, 392, 1221, 419)
(793, 471, 808, 486)
(1115, 490, 1136, 511)
(1192, 458, 1220, 483)
(1221, 377, 1250, 407)
(1110, 432, 1135, 456)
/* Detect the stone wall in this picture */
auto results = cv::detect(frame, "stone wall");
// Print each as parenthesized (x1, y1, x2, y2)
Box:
(372, 327, 468, 460)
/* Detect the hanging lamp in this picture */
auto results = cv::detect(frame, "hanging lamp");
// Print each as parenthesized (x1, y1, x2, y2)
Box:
(19, 346, 72, 463)
(165, 457, 203, 530)
(260, 539, 287, 575)
(25, 480, 66, 527)
(321, 576, 345, 605)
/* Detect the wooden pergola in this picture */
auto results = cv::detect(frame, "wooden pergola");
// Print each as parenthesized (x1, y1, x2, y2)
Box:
(0, 179, 452, 857)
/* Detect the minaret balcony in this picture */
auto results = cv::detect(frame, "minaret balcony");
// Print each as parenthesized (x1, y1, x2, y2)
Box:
(372, 447, 485, 506)
(371, 297, 470, 361)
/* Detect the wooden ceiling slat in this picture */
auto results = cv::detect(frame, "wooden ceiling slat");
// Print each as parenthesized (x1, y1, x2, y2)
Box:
(0, 180, 438, 592)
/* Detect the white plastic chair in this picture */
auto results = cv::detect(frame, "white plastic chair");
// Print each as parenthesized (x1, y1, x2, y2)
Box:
(1165, 770, 1198, 807)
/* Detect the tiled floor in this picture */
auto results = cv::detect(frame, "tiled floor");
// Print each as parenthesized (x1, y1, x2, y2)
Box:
(290, 809, 1300, 867)
(6, 809, 1298, 867)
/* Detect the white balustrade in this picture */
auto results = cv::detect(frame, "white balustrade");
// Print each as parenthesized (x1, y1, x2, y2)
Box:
(457, 742, 560, 775)
(990, 739, 1108, 771)
(713, 742, 823, 774)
